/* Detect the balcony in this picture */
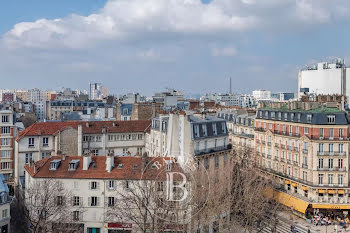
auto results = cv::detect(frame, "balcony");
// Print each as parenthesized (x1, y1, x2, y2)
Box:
(267, 154, 271, 159)
(261, 140, 266, 145)
(275, 143, 279, 147)
(255, 128, 265, 132)
(281, 158, 285, 162)
(302, 164, 308, 169)
(281, 145, 286, 149)
(317, 151, 346, 156)
(194, 144, 232, 156)
(287, 159, 291, 164)
(274, 157, 279, 161)
(256, 139, 260, 144)
(302, 149, 308, 154)
(262, 153, 266, 158)
(316, 166, 347, 171)
(293, 161, 298, 166)
(287, 146, 291, 150)
(294, 147, 299, 152)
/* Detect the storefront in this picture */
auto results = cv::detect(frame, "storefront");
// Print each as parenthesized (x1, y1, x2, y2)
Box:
(107, 223, 132, 233)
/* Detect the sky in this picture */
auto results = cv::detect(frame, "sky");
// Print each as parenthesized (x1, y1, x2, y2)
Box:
(1, 0, 350, 96)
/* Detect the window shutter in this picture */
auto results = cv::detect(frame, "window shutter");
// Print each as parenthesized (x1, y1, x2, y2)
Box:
(97, 197, 100, 206)
(96, 182, 100, 190)
(88, 197, 91, 206)
(88, 182, 91, 190)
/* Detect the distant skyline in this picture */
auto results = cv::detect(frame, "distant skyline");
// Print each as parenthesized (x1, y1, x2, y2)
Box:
(1, 0, 350, 95)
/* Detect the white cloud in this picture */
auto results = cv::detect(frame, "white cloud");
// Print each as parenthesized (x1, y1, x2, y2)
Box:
(2, 0, 350, 50)
(211, 46, 237, 57)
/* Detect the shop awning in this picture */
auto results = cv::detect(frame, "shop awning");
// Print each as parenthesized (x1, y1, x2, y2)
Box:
(285, 180, 291, 185)
(264, 188, 309, 214)
(302, 186, 308, 191)
(318, 189, 326, 194)
(328, 189, 335, 194)
(312, 204, 350, 210)
(338, 190, 345, 194)
(292, 182, 298, 187)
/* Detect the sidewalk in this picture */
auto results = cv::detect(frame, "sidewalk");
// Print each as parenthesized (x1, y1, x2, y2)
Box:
(278, 210, 349, 233)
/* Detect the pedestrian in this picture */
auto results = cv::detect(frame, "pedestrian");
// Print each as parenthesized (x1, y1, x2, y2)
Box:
(291, 225, 294, 232)
(307, 227, 311, 233)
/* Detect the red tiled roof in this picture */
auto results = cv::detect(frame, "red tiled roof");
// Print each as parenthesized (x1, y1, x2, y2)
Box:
(25, 155, 181, 180)
(16, 120, 151, 141)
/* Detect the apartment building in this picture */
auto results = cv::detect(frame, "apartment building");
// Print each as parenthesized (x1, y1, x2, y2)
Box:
(146, 112, 230, 161)
(0, 110, 16, 184)
(25, 154, 184, 233)
(15, 120, 151, 185)
(0, 174, 10, 233)
(255, 100, 350, 215)
(115, 103, 152, 121)
(217, 109, 255, 151)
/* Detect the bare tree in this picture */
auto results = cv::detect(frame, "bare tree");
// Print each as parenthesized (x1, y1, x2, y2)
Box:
(11, 179, 84, 233)
(106, 155, 190, 233)
(191, 148, 280, 233)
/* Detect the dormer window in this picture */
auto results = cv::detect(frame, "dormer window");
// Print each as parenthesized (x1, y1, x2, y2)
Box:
(133, 164, 138, 169)
(291, 113, 294, 121)
(49, 159, 61, 170)
(166, 163, 172, 171)
(278, 112, 281, 120)
(271, 112, 275, 119)
(284, 113, 288, 120)
(202, 124, 207, 137)
(68, 160, 79, 171)
(194, 125, 200, 138)
(307, 114, 312, 123)
(212, 123, 217, 135)
(264, 111, 268, 118)
(327, 115, 336, 123)
(117, 164, 124, 169)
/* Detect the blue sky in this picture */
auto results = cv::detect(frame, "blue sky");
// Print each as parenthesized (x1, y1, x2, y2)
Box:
(0, 0, 350, 95)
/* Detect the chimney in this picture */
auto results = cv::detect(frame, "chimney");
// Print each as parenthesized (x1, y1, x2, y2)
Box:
(83, 154, 92, 170)
(62, 155, 66, 161)
(105, 154, 114, 173)
(33, 162, 37, 174)
(112, 122, 116, 127)
(86, 122, 89, 128)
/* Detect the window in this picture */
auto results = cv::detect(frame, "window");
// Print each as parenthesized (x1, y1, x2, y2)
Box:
(41, 152, 51, 159)
(328, 174, 333, 185)
(339, 144, 344, 153)
(1, 151, 10, 158)
(1, 139, 9, 146)
(1, 115, 8, 123)
(108, 197, 115, 207)
(319, 143, 324, 153)
(339, 159, 343, 168)
(318, 158, 323, 169)
(0, 162, 10, 170)
(278, 112, 281, 120)
(1, 127, 10, 134)
(277, 124, 280, 131)
(108, 180, 115, 189)
(289, 125, 292, 134)
(328, 159, 333, 169)
(122, 148, 129, 154)
(338, 174, 344, 185)
(73, 211, 80, 221)
(212, 123, 217, 135)
(302, 171, 307, 181)
(297, 113, 301, 122)
(221, 122, 226, 133)
(57, 196, 63, 206)
(318, 174, 323, 184)
(339, 128, 344, 138)
(319, 128, 324, 137)
(284, 113, 288, 120)
(306, 114, 312, 123)
(137, 147, 143, 155)
(2, 209, 7, 219)
(303, 142, 308, 150)
(269, 123, 272, 130)
(92, 149, 99, 156)
(327, 115, 335, 123)
(25, 153, 32, 164)
(91, 181, 98, 190)
(42, 137, 48, 147)
(28, 138, 35, 147)
(202, 124, 207, 136)
(73, 196, 80, 206)
(90, 196, 98, 206)
(96, 136, 101, 142)
(291, 113, 294, 121)
(304, 127, 309, 135)
(282, 125, 286, 132)
(194, 125, 200, 137)
(329, 144, 334, 153)
(125, 181, 130, 189)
